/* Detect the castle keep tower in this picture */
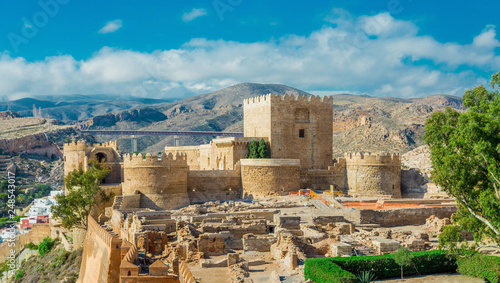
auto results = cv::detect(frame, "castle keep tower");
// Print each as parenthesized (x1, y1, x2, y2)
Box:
(345, 153, 402, 198)
(244, 94, 333, 169)
(122, 153, 190, 210)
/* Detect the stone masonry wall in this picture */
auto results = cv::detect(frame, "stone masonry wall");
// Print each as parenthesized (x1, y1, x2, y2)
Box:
(300, 158, 346, 191)
(0, 223, 50, 263)
(349, 206, 457, 227)
(122, 153, 190, 210)
(164, 146, 201, 170)
(78, 216, 122, 283)
(241, 159, 300, 198)
(188, 169, 241, 203)
(244, 94, 333, 170)
(345, 153, 401, 198)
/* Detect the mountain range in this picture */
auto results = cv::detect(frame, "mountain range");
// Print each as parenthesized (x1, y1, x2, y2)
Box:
(0, 83, 464, 157)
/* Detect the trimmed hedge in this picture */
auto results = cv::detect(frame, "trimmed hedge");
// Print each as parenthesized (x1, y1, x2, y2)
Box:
(305, 250, 457, 281)
(457, 253, 500, 283)
(304, 258, 356, 283)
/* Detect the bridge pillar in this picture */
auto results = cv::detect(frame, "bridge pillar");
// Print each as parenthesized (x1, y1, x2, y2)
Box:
(174, 135, 179, 146)
(131, 135, 138, 152)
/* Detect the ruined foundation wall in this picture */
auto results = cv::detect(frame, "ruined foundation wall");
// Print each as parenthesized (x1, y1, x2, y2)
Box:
(78, 216, 122, 283)
(349, 206, 457, 227)
(187, 169, 241, 203)
(345, 153, 401, 198)
(241, 159, 300, 198)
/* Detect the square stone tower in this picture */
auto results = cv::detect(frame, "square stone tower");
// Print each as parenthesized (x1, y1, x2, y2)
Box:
(243, 94, 333, 169)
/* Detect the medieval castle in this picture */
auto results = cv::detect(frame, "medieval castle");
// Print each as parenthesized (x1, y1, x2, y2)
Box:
(63, 94, 402, 211)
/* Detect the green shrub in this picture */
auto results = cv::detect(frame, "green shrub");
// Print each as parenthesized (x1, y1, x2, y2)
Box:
(305, 250, 457, 281)
(26, 242, 38, 250)
(304, 258, 356, 283)
(356, 271, 376, 283)
(38, 237, 56, 256)
(14, 269, 24, 279)
(457, 253, 500, 283)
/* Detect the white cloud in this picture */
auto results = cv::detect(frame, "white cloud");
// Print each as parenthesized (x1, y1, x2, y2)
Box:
(98, 19, 123, 34)
(182, 8, 207, 22)
(1, 10, 499, 101)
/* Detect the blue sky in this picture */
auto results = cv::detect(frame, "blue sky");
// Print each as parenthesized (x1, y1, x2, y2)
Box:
(0, 0, 499, 100)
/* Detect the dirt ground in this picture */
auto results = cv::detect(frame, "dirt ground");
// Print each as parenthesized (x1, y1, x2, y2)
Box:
(378, 273, 485, 282)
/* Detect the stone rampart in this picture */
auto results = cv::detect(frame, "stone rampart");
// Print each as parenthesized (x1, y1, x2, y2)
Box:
(345, 153, 401, 198)
(188, 169, 241, 203)
(78, 216, 122, 283)
(0, 223, 51, 263)
(241, 159, 300, 198)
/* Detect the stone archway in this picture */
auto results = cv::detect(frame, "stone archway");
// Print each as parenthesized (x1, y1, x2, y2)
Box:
(95, 152, 107, 163)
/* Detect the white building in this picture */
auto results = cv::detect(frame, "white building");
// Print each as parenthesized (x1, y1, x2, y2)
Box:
(26, 190, 63, 219)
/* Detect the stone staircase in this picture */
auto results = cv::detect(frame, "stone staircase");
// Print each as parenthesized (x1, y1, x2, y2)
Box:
(311, 199, 334, 211)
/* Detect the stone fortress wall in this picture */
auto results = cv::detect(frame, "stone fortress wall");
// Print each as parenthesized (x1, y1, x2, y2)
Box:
(64, 93, 404, 212)
(345, 152, 402, 198)
(78, 216, 122, 283)
(122, 153, 190, 210)
(240, 159, 301, 198)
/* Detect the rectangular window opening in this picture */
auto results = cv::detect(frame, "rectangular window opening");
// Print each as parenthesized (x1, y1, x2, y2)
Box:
(299, 129, 305, 138)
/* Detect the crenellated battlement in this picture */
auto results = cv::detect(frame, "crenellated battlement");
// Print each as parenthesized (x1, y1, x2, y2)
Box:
(63, 140, 87, 151)
(123, 152, 188, 167)
(92, 140, 118, 149)
(243, 93, 333, 107)
(87, 215, 121, 246)
(64, 140, 118, 151)
(344, 152, 401, 165)
(123, 241, 138, 263)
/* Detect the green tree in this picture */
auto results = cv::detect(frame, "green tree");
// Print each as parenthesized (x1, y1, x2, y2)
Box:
(51, 160, 112, 230)
(392, 246, 413, 279)
(423, 71, 500, 244)
(246, 140, 259, 158)
(257, 138, 269, 158)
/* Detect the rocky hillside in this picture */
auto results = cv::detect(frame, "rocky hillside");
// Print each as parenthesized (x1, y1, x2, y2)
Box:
(330, 94, 463, 157)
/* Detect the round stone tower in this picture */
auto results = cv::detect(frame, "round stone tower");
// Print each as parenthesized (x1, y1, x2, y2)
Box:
(345, 153, 401, 198)
(122, 152, 190, 210)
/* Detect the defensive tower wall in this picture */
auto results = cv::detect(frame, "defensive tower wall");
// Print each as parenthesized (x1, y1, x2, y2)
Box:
(122, 153, 190, 210)
(345, 153, 401, 198)
(244, 94, 333, 170)
(63, 140, 122, 184)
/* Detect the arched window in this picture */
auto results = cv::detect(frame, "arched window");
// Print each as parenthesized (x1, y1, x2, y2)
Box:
(96, 152, 107, 163)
